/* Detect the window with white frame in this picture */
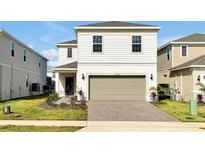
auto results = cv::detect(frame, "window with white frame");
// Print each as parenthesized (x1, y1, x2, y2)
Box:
(67, 48, 72, 58)
(132, 36, 141, 52)
(11, 42, 15, 57)
(93, 36, 102, 52)
(166, 46, 171, 61)
(24, 49, 27, 62)
(26, 74, 29, 87)
(181, 45, 187, 57)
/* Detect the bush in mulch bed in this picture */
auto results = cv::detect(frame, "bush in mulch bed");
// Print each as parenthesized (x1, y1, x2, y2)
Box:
(40, 102, 87, 110)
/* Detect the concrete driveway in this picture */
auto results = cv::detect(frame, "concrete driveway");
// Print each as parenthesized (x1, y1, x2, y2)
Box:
(88, 101, 178, 121)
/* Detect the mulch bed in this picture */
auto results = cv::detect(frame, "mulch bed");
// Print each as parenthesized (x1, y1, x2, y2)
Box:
(40, 102, 87, 110)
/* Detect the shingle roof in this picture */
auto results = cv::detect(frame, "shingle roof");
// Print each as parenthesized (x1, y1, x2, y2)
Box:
(77, 21, 158, 27)
(57, 39, 77, 45)
(55, 61, 77, 69)
(170, 55, 205, 71)
(172, 33, 205, 42)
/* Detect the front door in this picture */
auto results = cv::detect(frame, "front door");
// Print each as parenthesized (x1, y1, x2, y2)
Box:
(65, 77, 74, 95)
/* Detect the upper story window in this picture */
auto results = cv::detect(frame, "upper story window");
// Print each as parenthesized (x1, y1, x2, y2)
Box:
(93, 36, 102, 52)
(24, 49, 27, 62)
(11, 42, 15, 57)
(132, 36, 141, 52)
(52, 72, 56, 78)
(67, 48, 72, 58)
(166, 46, 171, 61)
(181, 45, 188, 57)
(39, 62, 41, 68)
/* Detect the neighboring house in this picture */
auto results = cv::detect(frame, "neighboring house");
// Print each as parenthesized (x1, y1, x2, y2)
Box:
(0, 29, 47, 101)
(53, 21, 160, 101)
(158, 33, 205, 101)
(47, 66, 55, 92)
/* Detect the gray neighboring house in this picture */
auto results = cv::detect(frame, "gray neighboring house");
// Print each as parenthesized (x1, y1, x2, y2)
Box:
(0, 29, 48, 101)
(158, 33, 205, 101)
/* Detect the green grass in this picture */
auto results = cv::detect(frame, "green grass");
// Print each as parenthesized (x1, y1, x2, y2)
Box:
(156, 99, 205, 122)
(0, 95, 87, 120)
(0, 125, 83, 132)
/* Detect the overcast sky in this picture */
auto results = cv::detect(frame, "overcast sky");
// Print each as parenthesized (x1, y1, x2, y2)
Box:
(1, 21, 205, 66)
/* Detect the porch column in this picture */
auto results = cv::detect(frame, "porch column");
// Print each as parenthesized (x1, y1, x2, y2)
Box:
(55, 72, 59, 93)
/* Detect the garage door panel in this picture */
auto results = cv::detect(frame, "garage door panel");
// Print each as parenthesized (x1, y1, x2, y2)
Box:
(89, 76, 146, 101)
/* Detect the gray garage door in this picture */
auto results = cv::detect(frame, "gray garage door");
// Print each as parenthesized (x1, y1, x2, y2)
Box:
(89, 76, 146, 101)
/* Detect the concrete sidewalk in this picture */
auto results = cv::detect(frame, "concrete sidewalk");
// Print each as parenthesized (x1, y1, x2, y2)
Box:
(78, 121, 205, 132)
(0, 120, 205, 132)
(0, 120, 87, 127)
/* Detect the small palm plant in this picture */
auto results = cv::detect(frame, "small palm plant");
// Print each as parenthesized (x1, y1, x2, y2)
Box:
(196, 82, 205, 92)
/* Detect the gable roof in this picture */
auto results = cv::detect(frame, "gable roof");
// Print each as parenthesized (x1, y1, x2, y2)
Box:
(172, 33, 205, 42)
(75, 21, 160, 30)
(54, 61, 77, 69)
(158, 33, 205, 51)
(170, 55, 205, 71)
(56, 39, 77, 46)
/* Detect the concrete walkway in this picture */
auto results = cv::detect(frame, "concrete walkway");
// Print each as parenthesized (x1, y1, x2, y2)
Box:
(0, 120, 205, 131)
(78, 121, 205, 132)
(0, 120, 87, 127)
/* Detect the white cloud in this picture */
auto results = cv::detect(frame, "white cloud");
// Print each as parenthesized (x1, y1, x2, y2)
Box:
(158, 35, 184, 47)
(48, 60, 58, 67)
(43, 22, 67, 33)
(28, 44, 34, 49)
(41, 48, 58, 61)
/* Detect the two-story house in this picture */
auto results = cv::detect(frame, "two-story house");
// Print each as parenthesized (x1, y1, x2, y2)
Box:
(53, 21, 160, 101)
(158, 33, 205, 101)
(0, 29, 47, 101)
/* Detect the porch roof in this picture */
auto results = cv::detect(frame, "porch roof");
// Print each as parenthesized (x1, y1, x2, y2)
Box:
(53, 61, 77, 71)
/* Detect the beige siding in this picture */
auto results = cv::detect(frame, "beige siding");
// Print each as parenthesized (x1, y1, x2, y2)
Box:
(0, 33, 47, 75)
(173, 44, 205, 67)
(0, 65, 2, 100)
(77, 29, 157, 64)
(157, 46, 172, 71)
(58, 46, 78, 65)
(169, 69, 193, 101)
(89, 76, 146, 101)
(0, 32, 47, 101)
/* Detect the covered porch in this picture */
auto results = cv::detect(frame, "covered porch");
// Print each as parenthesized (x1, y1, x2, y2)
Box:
(53, 62, 77, 97)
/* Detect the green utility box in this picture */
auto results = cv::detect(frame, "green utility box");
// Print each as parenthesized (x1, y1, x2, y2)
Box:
(189, 99, 197, 116)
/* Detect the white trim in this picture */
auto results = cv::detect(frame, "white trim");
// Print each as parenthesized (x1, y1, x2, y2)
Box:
(74, 26, 161, 30)
(56, 43, 77, 46)
(170, 65, 205, 71)
(92, 34, 103, 54)
(180, 45, 188, 58)
(158, 41, 205, 51)
(171, 45, 173, 67)
(53, 68, 77, 71)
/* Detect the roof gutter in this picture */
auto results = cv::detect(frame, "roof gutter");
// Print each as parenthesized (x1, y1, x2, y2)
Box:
(0, 29, 48, 61)
(170, 65, 205, 71)
(158, 41, 205, 51)
(74, 26, 161, 30)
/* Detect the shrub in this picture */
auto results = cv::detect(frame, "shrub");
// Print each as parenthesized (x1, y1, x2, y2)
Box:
(46, 92, 59, 103)
(196, 93, 203, 100)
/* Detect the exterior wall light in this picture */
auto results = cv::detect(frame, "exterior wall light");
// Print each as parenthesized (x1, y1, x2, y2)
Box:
(197, 75, 200, 82)
(82, 74, 85, 80)
(150, 74, 153, 80)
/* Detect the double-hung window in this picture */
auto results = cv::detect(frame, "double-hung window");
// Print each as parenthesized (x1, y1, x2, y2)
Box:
(24, 49, 27, 62)
(166, 46, 171, 61)
(93, 36, 102, 52)
(11, 42, 15, 57)
(67, 48, 72, 58)
(181, 45, 188, 57)
(132, 36, 141, 52)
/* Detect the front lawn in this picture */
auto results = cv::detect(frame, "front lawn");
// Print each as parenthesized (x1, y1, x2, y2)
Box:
(0, 125, 83, 132)
(0, 95, 87, 120)
(156, 99, 205, 122)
